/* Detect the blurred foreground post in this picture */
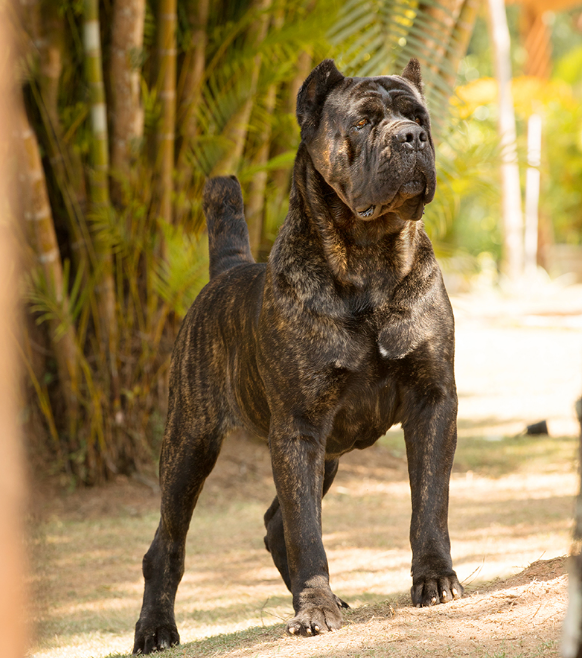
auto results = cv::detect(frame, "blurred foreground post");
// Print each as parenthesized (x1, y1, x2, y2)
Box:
(562, 396, 582, 658)
(0, 6, 27, 657)
(487, 0, 524, 281)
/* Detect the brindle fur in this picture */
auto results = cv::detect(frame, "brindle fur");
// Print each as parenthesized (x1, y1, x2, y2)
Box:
(133, 58, 462, 654)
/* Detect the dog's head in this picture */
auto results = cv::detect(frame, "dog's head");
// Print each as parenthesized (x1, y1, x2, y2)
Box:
(296, 59, 436, 222)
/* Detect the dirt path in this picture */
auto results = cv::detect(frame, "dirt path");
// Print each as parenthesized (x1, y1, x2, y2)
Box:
(29, 286, 582, 658)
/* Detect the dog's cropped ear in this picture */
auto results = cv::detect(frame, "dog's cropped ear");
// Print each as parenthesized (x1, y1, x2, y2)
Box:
(296, 59, 344, 141)
(401, 58, 424, 96)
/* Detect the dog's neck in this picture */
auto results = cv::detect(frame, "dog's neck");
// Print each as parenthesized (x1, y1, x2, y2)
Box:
(288, 143, 421, 288)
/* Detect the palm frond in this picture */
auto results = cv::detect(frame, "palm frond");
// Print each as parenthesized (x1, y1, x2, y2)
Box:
(329, 0, 468, 128)
(151, 222, 209, 318)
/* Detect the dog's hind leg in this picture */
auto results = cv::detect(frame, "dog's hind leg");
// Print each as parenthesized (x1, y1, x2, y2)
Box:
(263, 459, 348, 609)
(133, 418, 226, 655)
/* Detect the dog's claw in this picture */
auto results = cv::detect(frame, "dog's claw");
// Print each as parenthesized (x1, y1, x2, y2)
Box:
(289, 627, 296, 635)
(412, 573, 463, 608)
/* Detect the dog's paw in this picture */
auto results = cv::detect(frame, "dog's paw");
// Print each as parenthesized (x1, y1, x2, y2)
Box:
(132, 617, 180, 654)
(411, 572, 463, 608)
(286, 601, 343, 636)
(334, 593, 350, 609)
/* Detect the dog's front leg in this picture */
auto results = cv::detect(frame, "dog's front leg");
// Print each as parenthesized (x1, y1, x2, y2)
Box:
(402, 386, 464, 607)
(269, 419, 343, 636)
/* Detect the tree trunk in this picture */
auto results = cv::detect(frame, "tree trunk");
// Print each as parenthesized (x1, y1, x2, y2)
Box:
(211, 0, 272, 176)
(36, 2, 89, 268)
(244, 80, 278, 257)
(176, 0, 209, 166)
(271, 50, 312, 213)
(38, 2, 63, 131)
(487, 0, 524, 281)
(245, 8, 284, 257)
(19, 101, 80, 446)
(155, 0, 177, 229)
(110, 0, 146, 204)
(174, 0, 209, 225)
(83, 0, 122, 421)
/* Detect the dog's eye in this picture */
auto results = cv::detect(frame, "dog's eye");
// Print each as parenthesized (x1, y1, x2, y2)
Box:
(353, 119, 369, 131)
(414, 117, 422, 125)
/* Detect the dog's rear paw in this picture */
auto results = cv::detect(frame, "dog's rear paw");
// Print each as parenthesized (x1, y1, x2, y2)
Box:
(286, 601, 343, 636)
(411, 572, 463, 608)
(133, 618, 180, 654)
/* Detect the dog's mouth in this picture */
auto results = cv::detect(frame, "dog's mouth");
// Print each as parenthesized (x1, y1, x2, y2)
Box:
(355, 176, 430, 221)
(357, 205, 375, 218)
(398, 178, 426, 199)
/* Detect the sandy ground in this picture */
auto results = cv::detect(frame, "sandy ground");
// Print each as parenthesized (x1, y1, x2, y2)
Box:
(28, 281, 582, 658)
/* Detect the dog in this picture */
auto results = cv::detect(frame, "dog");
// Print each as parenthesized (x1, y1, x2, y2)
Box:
(132, 58, 462, 654)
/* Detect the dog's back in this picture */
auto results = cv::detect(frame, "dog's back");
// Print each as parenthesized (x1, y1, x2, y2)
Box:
(202, 176, 254, 279)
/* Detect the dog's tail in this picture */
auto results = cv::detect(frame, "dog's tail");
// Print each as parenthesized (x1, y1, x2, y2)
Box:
(202, 176, 254, 279)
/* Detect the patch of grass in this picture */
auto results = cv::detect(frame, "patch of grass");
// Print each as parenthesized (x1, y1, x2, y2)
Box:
(104, 624, 286, 658)
(454, 435, 578, 477)
(379, 431, 578, 478)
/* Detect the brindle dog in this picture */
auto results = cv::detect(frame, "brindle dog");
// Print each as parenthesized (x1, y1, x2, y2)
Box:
(132, 58, 462, 654)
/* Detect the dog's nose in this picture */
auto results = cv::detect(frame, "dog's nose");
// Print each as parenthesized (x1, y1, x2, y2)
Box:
(396, 125, 428, 151)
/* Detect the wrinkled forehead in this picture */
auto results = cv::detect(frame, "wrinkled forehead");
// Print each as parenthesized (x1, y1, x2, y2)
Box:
(325, 75, 425, 116)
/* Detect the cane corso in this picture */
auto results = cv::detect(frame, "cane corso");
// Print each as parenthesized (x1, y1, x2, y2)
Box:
(133, 58, 462, 654)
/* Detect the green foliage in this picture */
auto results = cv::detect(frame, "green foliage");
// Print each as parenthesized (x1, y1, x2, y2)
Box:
(554, 45, 582, 86)
(450, 9, 582, 263)
(152, 223, 209, 318)
(430, 115, 502, 256)
(20, 0, 487, 482)
(448, 66, 582, 254)
(26, 261, 87, 343)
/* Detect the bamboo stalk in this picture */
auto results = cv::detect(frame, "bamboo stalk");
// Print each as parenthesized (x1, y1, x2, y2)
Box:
(245, 79, 278, 257)
(83, 0, 123, 424)
(35, 3, 90, 268)
(174, 0, 209, 225)
(110, 0, 146, 203)
(38, 2, 63, 130)
(211, 0, 272, 176)
(271, 49, 312, 213)
(155, 0, 177, 228)
(19, 101, 80, 446)
(84, 0, 111, 213)
(176, 0, 209, 167)
(245, 8, 284, 257)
